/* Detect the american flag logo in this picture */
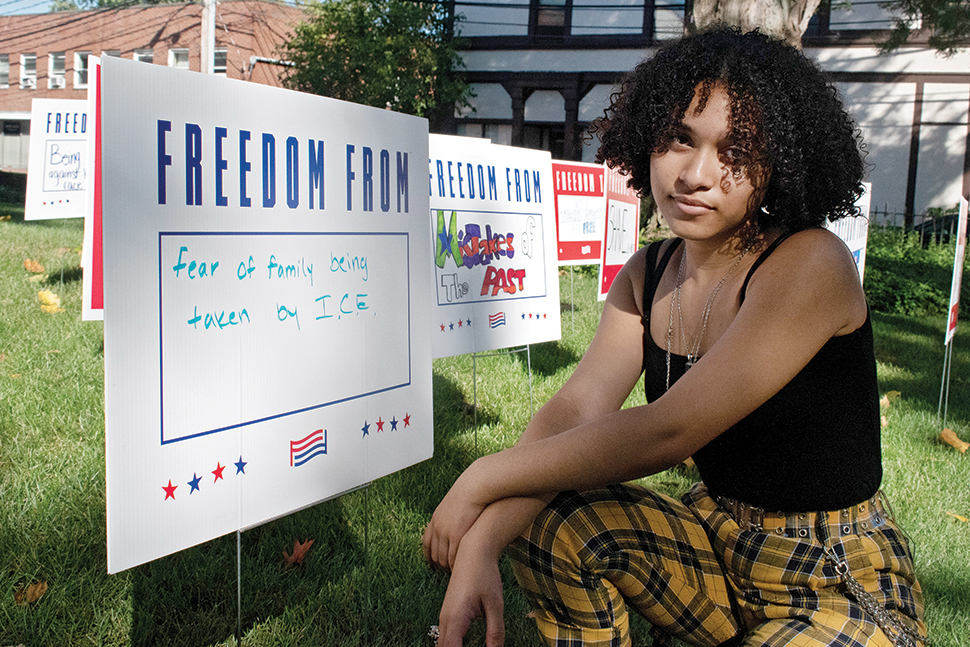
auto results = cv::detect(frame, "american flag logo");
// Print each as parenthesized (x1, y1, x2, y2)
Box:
(488, 312, 506, 328)
(290, 429, 327, 467)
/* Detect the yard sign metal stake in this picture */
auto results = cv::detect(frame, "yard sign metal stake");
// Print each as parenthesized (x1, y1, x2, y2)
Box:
(938, 197, 969, 429)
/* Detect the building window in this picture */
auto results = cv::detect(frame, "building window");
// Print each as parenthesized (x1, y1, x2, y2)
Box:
(102, 50, 120, 58)
(75, 52, 90, 88)
(213, 48, 227, 76)
(571, 0, 645, 36)
(49, 52, 66, 89)
(169, 48, 189, 70)
(134, 49, 154, 64)
(0, 55, 8, 89)
(531, 0, 570, 36)
(20, 53, 36, 90)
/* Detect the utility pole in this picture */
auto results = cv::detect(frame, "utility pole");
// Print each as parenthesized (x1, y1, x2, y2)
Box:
(201, 0, 216, 74)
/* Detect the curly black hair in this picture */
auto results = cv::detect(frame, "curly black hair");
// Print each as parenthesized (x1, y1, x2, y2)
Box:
(595, 27, 866, 234)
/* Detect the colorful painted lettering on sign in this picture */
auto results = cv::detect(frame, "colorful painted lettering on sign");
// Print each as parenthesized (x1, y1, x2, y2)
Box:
(428, 134, 561, 359)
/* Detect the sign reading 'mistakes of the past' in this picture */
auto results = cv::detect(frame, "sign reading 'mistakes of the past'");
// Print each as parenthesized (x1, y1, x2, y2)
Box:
(101, 56, 433, 573)
(25, 98, 90, 220)
(428, 134, 560, 358)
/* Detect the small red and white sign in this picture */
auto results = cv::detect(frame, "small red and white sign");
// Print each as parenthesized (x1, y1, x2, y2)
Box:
(945, 197, 969, 345)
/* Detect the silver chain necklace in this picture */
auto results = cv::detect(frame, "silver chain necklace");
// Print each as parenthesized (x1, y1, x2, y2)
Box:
(666, 243, 752, 391)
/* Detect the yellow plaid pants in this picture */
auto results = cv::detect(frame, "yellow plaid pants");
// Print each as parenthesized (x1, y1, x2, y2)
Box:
(508, 483, 926, 647)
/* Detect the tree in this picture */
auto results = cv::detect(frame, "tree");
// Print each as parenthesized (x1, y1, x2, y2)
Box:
(880, 0, 970, 55)
(689, 0, 969, 54)
(690, 0, 825, 47)
(279, 0, 470, 129)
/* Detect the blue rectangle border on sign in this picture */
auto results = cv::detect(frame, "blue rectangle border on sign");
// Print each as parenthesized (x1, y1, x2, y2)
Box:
(156, 230, 412, 445)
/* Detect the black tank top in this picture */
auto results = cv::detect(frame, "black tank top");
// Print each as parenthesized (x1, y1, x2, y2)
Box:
(641, 236, 882, 511)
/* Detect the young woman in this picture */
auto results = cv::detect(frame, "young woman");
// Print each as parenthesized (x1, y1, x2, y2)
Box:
(423, 28, 928, 647)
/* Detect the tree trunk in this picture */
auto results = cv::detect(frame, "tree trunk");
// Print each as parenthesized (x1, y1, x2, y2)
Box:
(690, 0, 825, 48)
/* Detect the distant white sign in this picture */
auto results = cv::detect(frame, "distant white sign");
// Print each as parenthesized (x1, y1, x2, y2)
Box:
(597, 166, 640, 300)
(101, 56, 433, 573)
(825, 182, 872, 283)
(552, 160, 605, 266)
(25, 98, 90, 220)
(428, 135, 561, 358)
(946, 197, 969, 345)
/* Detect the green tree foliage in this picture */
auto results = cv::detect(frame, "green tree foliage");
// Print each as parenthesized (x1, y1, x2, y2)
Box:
(279, 0, 470, 128)
(51, 0, 182, 11)
(880, 0, 970, 55)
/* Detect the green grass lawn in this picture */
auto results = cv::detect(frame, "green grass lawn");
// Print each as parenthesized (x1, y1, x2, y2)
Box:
(1, 212, 968, 646)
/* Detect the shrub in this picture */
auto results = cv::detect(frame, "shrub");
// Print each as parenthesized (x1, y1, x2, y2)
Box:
(863, 225, 967, 317)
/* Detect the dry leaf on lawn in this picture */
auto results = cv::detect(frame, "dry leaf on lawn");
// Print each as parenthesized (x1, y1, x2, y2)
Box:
(37, 290, 65, 314)
(939, 428, 969, 454)
(14, 581, 48, 606)
(879, 390, 901, 410)
(945, 511, 969, 523)
(24, 258, 45, 273)
(283, 539, 313, 567)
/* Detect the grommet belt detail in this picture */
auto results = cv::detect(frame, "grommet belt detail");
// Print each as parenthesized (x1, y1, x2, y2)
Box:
(716, 492, 892, 539)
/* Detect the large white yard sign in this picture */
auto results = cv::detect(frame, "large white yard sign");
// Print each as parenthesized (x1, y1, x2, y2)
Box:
(102, 57, 433, 573)
(428, 135, 560, 358)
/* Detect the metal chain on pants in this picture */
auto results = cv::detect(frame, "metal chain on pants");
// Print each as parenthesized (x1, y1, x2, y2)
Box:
(820, 538, 928, 647)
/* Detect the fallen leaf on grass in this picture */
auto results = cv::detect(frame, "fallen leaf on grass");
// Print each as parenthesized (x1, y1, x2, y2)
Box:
(283, 539, 313, 568)
(37, 290, 65, 314)
(23, 258, 45, 273)
(879, 390, 901, 410)
(0, 214, 12, 221)
(14, 581, 48, 606)
(939, 428, 969, 454)
(945, 511, 969, 523)
(881, 415, 889, 429)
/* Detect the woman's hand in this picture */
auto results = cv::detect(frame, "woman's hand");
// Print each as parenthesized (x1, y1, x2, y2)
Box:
(423, 460, 490, 571)
(435, 531, 506, 647)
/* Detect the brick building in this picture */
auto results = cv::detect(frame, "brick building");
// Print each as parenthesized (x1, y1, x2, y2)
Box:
(0, 0, 306, 170)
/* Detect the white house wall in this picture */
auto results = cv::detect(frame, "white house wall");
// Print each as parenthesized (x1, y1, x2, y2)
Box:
(836, 81, 917, 220)
(460, 49, 648, 73)
(571, 0, 644, 36)
(459, 83, 513, 119)
(458, 43, 969, 215)
(918, 84, 970, 214)
(829, 4, 896, 30)
(579, 84, 615, 122)
(525, 89, 566, 121)
(917, 123, 969, 212)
